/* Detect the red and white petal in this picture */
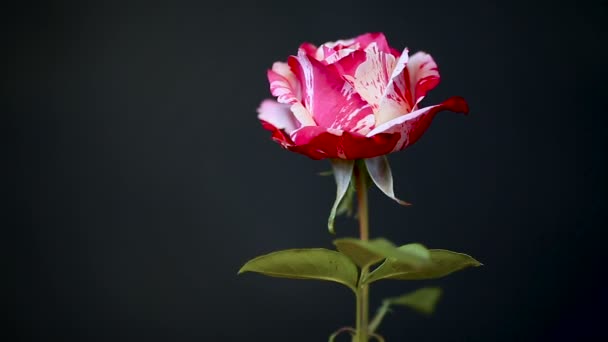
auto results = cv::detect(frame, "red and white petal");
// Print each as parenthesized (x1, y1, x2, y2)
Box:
(289, 49, 374, 132)
(268, 62, 299, 105)
(376, 47, 414, 125)
(352, 32, 392, 54)
(289, 102, 316, 127)
(328, 83, 376, 135)
(291, 126, 349, 159)
(318, 34, 394, 78)
(352, 43, 397, 113)
(320, 38, 357, 60)
(332, 49, 367, 81)
(367, 96, 469, 152)
(268, 62, 315, 127)
(319, 33, 389, 65)
(299, 42, 319, 59)
(257, 99, 299, 134)
(407, 52, 440, 106)
(290, 126, 400, 160)
(323, 48, 358, 65)
(259, 120, 295, 150)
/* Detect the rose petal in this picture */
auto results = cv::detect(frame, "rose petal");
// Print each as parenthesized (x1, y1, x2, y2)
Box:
(376, 47, 413, 125)
(323, 47, 359, 65)
(299, 42, 319, 58)
(259, 120, 295, 150)
(257, 99, 299, 134)
(290, 126, 400, 160)
(407, 52, 440, 106)
(332, 49, 367, 81)
(352, 32, 391, 54)
(268, 62, 316, 127)
(289, 50, 375, 133)
(352, 42, 397, 113)
(365, 156, 410, 205)
(267, 62, 300, 105)
(328, 159, 355, 234)
(322, 33, 390, 65)
(367, 96, 469, 152)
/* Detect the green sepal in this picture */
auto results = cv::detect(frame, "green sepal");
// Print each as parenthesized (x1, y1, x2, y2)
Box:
(238, 248, 359, 292)
(364, 248, 482, 284)
(333, 238, 430, 268)
(336, 179, 356, 217)
(327, 159, 355, 234)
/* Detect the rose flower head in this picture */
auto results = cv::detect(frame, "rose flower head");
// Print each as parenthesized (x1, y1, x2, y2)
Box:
(258, 32, 468, 160)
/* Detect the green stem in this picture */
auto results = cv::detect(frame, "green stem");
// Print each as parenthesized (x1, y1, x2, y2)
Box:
(368, 301, 391, 334)
(354, 160, 370, 342)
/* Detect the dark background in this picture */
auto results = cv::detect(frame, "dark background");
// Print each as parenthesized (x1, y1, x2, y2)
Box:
(9, 0, 608, 341)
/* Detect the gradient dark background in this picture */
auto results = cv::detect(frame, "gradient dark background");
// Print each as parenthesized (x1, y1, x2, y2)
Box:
(9, 0, 608, 341)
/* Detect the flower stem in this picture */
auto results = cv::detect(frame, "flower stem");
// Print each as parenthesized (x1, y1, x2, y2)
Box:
(354, 160, 370, 342)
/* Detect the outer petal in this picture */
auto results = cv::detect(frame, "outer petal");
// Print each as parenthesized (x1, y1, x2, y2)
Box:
(367, 96, 469, 152)
(257, 99, 299, 134)
(407, 52, 440, 106)
(268, 62, 299, 105)
(259, 120, 295, 150)
(289, 50, 375, 133)
(267, 62, 316, 127)
(290, 126, 400, 160)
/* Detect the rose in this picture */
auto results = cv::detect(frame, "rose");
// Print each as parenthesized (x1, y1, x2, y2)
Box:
(257, 32, 468, 160)
(258, 33, 469, 229)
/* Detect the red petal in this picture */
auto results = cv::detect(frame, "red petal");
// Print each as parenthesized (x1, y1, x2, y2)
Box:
(290, 126, 400, 160)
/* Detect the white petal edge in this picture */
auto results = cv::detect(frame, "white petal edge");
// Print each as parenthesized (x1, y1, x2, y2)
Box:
(352, 42, 397, 112)
(365, 156, 410, 206)
(290, 102, 316, 127)
(328, 159, 355, 234)
(257, 99, 299, 134)
(376, 47, 411, 126)
(366, 104, 441, 137)
(407, 52, 440, 107)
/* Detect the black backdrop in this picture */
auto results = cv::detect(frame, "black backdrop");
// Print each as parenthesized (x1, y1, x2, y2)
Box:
(10, 0, 608, 341)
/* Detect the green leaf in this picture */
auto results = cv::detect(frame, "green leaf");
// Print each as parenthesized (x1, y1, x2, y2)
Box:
(386, 287, 442, 315)
(369, 287, 442, 332)
(238, 248, 359, 292)
(333, 238, 430, 268)
(364, 248, 482, 284)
